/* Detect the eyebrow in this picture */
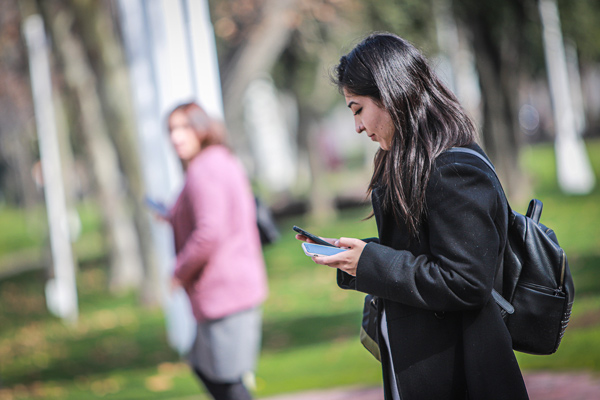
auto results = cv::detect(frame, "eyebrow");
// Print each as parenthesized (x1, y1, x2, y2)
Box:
(347, 101, 358, 108)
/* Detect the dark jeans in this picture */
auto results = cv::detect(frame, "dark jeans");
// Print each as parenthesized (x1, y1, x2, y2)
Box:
(193, 367, 252, 400)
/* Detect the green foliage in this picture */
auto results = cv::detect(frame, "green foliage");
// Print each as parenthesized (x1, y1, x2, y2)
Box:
(0, 141, 599, 398)
(360, 0, 437, 52)
(558, 0, 600, 63)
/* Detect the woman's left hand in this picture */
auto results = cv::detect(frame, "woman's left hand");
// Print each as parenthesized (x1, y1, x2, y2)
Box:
(311, 237, 367, 276)
(171, 276, 183, 293)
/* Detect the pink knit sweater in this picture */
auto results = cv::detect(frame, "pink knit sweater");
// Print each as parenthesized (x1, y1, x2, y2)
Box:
(169, 145, 268, 321)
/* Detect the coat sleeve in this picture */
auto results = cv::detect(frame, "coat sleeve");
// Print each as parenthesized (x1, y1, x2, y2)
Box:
(173, 164, 226, 284)
(354, 162, 502, 311)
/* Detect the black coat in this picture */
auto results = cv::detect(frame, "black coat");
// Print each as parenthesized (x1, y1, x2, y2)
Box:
(339, 144, 529, 400)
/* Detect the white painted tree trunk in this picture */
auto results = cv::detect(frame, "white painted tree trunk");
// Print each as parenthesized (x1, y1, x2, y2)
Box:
(117, 0, 225, 355)
(433, 0, 481, 126)
(244, 77, 297, 193)
(539, 0, 595, 194)
(23, 15, 79, 323)
(50, 11, 145, 293)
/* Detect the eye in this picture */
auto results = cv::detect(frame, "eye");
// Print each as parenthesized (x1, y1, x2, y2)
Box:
(353, 108, 362, 116)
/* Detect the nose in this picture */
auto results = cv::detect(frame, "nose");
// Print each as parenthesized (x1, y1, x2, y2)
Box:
(355, 120, 364, 134)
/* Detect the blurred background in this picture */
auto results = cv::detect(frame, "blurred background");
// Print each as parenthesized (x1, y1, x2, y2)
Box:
(0, 0, 599, 399)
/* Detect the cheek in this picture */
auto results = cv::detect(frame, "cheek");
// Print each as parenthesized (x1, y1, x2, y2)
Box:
(169, 130, 181, 144)
(379, 119, 395, 147)
(182, 130, 198, 144)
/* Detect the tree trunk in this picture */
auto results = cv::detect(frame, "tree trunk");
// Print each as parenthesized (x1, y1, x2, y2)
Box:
(22, 11, 79, 322)
(0, 0, 41, 209)
(433, 0, 482, 127)
(66, 0, 161, 304)
(454, 0, 530, 201)
(43, 4, 144, 293)
(221, 0, 300, 166)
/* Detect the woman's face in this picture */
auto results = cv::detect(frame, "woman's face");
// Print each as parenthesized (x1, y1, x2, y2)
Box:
(344, 89, 395, 151)
(169, 111, 202, 161)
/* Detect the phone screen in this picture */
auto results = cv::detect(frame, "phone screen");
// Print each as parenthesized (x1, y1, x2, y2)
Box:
(302, 243, 347, 257)
(293, 225, 335, 247)
(144, 196, 169, 217)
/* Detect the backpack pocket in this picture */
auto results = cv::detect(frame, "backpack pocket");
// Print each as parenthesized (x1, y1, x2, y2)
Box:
(506, 282, 569, 355)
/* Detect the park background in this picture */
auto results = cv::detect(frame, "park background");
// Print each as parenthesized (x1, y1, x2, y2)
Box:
(1, 0, 600, 399)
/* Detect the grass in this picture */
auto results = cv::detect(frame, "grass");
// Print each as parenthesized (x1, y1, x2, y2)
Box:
(0, 207, 381, 400)
(0, 139, 599, 399)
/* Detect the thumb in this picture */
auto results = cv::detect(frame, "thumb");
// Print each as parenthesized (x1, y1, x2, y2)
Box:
(336, 237, 358, 248)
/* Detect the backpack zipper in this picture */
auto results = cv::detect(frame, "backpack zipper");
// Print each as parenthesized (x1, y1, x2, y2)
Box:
(520, 281, 564, 297)
(543, 227, 567, 294)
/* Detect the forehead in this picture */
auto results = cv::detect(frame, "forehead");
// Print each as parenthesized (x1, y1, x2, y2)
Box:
(169, 111, 188, 124)
(343, 89, 362, 105)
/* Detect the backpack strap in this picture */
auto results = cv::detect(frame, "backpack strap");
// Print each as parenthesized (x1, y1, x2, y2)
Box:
(445, 147, 495, 172)
(444, 147, 515, 315)
(447, 149, 543, 227)
(445, 147, 513, 215)
(526, 199, 543, 223)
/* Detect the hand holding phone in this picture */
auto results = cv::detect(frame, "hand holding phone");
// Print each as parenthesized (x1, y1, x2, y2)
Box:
(293, 225, 335, 247)
(305, 237, 367, 277)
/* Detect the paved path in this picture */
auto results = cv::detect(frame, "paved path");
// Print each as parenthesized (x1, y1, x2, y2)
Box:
(262, 372, 600, 400)
(523, 372, 600, 400)
(262, 386, 383, 400)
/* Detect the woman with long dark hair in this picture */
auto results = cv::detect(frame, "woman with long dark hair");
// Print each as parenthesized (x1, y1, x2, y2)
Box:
(165, 102, 268, 400)
(296, 33, 528, 399)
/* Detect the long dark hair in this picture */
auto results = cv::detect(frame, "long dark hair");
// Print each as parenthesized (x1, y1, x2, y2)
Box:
(333, 32, 478, 237)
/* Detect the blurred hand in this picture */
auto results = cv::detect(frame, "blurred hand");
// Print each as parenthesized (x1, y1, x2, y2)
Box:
(171, 276, 183, 293)
(310, 237, 366, 276)
(152, 212, 170, 223)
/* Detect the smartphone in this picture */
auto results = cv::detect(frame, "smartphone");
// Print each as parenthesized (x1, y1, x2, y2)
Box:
(144, 196, 169, 218)
(302, 242, 347, 257)
(293, 225, 336, 247)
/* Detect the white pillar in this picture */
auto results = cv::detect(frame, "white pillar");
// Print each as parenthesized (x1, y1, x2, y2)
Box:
(23, 15, 79, 323)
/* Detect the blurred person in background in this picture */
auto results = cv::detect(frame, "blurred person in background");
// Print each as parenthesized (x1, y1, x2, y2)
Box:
(164, 101, 268, 400)
(296, 32, 528, 399)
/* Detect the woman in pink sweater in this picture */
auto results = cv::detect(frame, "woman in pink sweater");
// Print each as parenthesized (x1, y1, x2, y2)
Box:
(167, 102, 268, 400)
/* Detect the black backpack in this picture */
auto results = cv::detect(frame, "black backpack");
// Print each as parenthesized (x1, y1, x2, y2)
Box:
(255, 196, 280, 246)
(447, 148, 575, 355)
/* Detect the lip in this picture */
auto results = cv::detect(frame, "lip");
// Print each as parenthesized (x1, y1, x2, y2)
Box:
(368, 134, 377, 141)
